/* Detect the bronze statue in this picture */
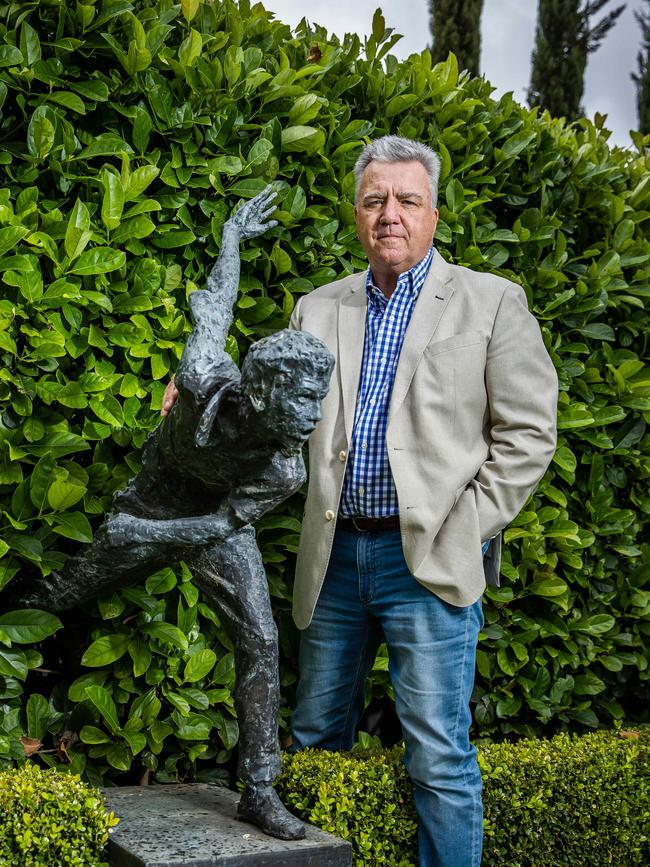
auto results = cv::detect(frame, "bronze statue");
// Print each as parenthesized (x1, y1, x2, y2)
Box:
(15, 187, 334, 840)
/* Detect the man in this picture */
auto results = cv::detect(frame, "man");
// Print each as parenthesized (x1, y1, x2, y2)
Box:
(161, 136, 557, 864)
(286, 136, 558, 866)
(18, 188, 334, 841)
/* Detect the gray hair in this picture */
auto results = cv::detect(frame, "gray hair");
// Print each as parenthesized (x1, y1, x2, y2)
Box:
(354, 135, 441, 208)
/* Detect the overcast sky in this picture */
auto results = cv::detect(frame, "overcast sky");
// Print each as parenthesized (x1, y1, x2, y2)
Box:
(265, 0, 643, 148)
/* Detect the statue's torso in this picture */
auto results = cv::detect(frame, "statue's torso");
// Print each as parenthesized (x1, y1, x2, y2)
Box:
(112, 379, 302, 520)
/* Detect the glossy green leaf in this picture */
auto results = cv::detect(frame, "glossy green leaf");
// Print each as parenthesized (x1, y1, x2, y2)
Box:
(68, 671, 109, 702)
(0, 610, 62, 644)
(26, 693, 51, 739)
(174, 712, 212, 740)
(27, 106, 56, 159)
(81, 633, 131, 667)
(0, 649, 29, 680)
(20, 21, 41, 65)
(281, 125, 326, 154)
(47, 479, 86, 511)
(178, 29, 202, 68)
(181, 0, 200, 21)
(80, 724, 111, 744)
(47, 91, 86, 114)
(570, 615, 616, 635)
(124, 165, 160, 202)
(101, 170, 125, 230)
(0, 45, 23, 67)
(106, 742, 131, 770)
(64, 199, 92, 260)
(68, 247, 126, 275)
(52, 511, 93, 543)
(132, 105, 153, 152)
(85, 684, 120, 735)
(530, 577, 569, 597)
(0, 227, 30, 258)
(284, 186, 306, 220)
(184, 649, 217, 683)
(140, 622, 189, 650)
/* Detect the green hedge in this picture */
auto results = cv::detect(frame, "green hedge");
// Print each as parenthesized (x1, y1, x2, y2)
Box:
(277, 727, 650, 866)
(0, 761, 118, 866)
(0, 0, 648, 784)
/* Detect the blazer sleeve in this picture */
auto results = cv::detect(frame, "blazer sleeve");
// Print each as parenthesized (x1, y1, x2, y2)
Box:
(470, 283, 558, 541)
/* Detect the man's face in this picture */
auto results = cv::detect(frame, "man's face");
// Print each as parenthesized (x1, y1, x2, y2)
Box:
(265, 373, 326, 451)
(354, 160, 439, 280)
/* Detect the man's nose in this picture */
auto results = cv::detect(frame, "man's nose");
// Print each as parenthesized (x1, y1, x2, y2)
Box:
(380, 196, 400, 223)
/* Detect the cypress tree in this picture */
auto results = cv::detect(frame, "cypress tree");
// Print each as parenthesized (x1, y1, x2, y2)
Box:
(528, 0, 626, 120)
(429, 0, 485, 78)
(632, 0, 650, 134)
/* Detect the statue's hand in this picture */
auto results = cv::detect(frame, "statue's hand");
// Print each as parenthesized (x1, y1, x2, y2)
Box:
(229, 185, 278, 240)
(106, 513, 140, 547)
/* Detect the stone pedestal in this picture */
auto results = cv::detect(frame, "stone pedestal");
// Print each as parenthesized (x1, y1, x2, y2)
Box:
(102, 784, 352, 867)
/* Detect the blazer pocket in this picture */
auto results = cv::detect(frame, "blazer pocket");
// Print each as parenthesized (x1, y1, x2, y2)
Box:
(425, 331, 486, 358)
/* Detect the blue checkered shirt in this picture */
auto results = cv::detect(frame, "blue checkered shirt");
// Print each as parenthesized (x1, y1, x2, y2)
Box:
(340, 247, 434, 518)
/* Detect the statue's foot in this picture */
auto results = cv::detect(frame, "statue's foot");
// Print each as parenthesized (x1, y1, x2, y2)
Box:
(236, 783, 306, 840)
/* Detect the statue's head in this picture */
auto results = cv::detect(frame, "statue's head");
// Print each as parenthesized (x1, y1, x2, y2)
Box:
(240, 330, 334, 451)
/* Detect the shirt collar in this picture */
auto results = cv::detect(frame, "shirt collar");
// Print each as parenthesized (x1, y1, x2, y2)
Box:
(365, 246, 434, 310)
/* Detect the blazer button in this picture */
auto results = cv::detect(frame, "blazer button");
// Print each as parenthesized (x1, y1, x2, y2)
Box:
(338, 450, 346, 462)
(325, 510, 335, 521)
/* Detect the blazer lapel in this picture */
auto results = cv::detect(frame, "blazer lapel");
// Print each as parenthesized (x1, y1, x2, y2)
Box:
(388, 250, 454, 423)
(337, 274, 367, 443)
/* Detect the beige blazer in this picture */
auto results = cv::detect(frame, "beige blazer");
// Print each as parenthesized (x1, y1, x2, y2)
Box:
(289, 249, 558, 629)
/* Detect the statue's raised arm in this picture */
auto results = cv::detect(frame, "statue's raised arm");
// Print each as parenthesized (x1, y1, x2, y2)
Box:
(175, 186, 278, 403)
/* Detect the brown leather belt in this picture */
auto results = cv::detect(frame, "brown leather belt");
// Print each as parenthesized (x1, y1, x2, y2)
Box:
(338, 516, 400, 532)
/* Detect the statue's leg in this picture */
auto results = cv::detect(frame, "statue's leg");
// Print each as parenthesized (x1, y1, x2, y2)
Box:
(14, 524, 172, 612)
(188, 526, 305, 840)
(189, 526, 280, 782)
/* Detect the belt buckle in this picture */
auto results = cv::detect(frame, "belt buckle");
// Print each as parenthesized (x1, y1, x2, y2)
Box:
(351, 517, 366, 532)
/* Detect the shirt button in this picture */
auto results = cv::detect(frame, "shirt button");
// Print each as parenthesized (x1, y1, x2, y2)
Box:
(338, 450, 347, 462)
(325, 510, 335, 521)
(361, 442, 368, 451)
(358, 486, 365, 495)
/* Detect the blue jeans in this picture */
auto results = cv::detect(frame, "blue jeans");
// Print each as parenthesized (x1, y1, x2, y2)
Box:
(291, 526, 483, 867)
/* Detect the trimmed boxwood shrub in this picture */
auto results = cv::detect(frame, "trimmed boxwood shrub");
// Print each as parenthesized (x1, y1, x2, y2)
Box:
(277, 727, 650, 866)
(0, 761, 118, 867)
(0, 0, 648, 784)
